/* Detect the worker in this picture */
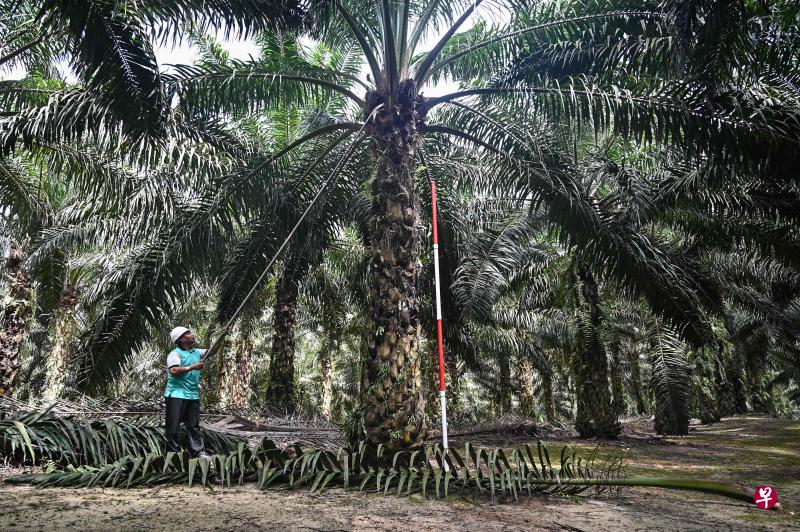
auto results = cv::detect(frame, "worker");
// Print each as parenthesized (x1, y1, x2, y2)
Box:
(164, 326, 210, 459)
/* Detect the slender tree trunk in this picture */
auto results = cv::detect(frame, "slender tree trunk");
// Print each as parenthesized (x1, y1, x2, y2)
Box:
(0, 242, 32, 397)
(214, 334, 233, 406)
(747, 371, 768, 412)
(609, 343, 626, 418)
(266, 268, 300, 412)
(744, 335, 767, 412)
(572, 262, 620, 438)
(42, 286, 80, 400)
(730, 341, 749, 414)
(217, 330, 253, 412)
(319, 333, 337, 419)
(627, 348, 648, 415)
(518, 349, 536, 417)
(359, 81, 427, 449)
(232, 335, 253, 410)
(542, 368, 555, 422)
(497, 354, 512, 413)
(690, 347, 720, 424)
(715, 343, 736, 417)
(446, 351, 460, 419)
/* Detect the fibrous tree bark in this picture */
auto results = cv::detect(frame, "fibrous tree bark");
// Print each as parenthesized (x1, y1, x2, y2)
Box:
(690, 347, 720, 424)
(652, 366, 691, 436)
(216, 329, 253, 412)
(319, 332, 337, 419)
(359, 81, 427, 450)
(541, 367, 555, 423)
(572, 262, 620, 438)
(518, 348, 536, 417)
(627, 347, 648, 415)
(716, 345, 736, 417)
(266, 265, 301, 412)
(0, 242, 32, 397)
(497, 352, 512, 413)
(730, 341, 749, 413)
(609, 343, 626, 418)
(42, 286, 80, 401)
(446, 352, 460, 418)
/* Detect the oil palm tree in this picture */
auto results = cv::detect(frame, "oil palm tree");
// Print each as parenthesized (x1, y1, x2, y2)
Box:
(5, 0, 798, 449)
(0, 236, 33, 396)
(194, 0, 794, 447)
(0, 152, 77, 397)
(705, 251, 800, 414)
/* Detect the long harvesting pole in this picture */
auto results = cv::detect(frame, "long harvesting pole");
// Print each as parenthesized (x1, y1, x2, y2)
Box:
(200, 105, 383, 363)
(430, 179, 449, 451)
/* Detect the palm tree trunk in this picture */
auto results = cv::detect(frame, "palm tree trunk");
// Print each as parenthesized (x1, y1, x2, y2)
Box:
(497, 354, 512, 413)
(266, 268, 300, 412)
(232, 335, 253, 410)
(518, 350, 536, 417)
(572, 262, 620, 438)
(319, 334, 336, 419)
(217, 330, 253, 412)
(42, 286, 80, 400)
(627, 348, 648, 415)
(690, 347, 720, 424)
(746, 365, 768, 413)
(446, 352, 460, 419)
(609, 344, 626, 417)
(730, 342, 749, 413)
(360, 82, 427, 449)
(0, 242, 32, 397)
(715, 347, 736, 417)
(542, 368, 555, 422)
(653, 384, 691, 435)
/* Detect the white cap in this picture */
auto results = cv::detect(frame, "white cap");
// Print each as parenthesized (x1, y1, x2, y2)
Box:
(170, 326, 190, 344)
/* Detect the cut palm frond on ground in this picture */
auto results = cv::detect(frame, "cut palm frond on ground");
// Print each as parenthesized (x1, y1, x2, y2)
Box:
(6, 436, 756, 506)
(2, 410, 756, 506)
(0, 409, 243, 466)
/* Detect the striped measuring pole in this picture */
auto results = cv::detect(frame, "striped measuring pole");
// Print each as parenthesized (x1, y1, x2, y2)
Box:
(430, 179, 449, 454)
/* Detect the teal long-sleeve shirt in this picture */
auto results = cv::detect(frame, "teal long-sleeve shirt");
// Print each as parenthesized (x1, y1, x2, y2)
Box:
(164, 347, 206, 400)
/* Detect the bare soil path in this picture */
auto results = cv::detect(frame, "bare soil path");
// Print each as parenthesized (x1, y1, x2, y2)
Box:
(1, 415, 798, 531)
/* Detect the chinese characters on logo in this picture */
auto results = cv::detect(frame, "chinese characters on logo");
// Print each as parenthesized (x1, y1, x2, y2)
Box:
(754, 485, 778, 510)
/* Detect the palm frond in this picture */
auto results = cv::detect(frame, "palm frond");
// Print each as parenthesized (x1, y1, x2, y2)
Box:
(36, 0, 167, 136)
(426, 6, 663, 86)
(0, 156, 50, 233)
(0, 408, 241, 466)
(3, 410, 756, 506)
(166, 60, 365, 119)
(648, 323, 690, 435)
(427, 77, 800, 179)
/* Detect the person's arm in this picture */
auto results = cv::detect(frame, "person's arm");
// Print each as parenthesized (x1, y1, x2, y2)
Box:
(169, 362, 203, 375)
(167, 350, 203, 375)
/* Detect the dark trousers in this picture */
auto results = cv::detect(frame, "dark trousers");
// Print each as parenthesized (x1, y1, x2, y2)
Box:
(165, 397, 204, 455)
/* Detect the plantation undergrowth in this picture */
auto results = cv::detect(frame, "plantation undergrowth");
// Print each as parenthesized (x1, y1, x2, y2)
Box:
(1, 409, 756, 505)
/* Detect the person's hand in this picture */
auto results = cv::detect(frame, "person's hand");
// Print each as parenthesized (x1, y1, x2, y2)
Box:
(191, 361, 204, 371)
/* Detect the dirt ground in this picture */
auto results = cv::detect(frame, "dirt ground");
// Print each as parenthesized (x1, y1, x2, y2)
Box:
(1, 415, 798, 531)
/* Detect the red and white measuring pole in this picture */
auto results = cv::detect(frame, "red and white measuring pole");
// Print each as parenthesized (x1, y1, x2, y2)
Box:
(430, 179, 449, 451)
